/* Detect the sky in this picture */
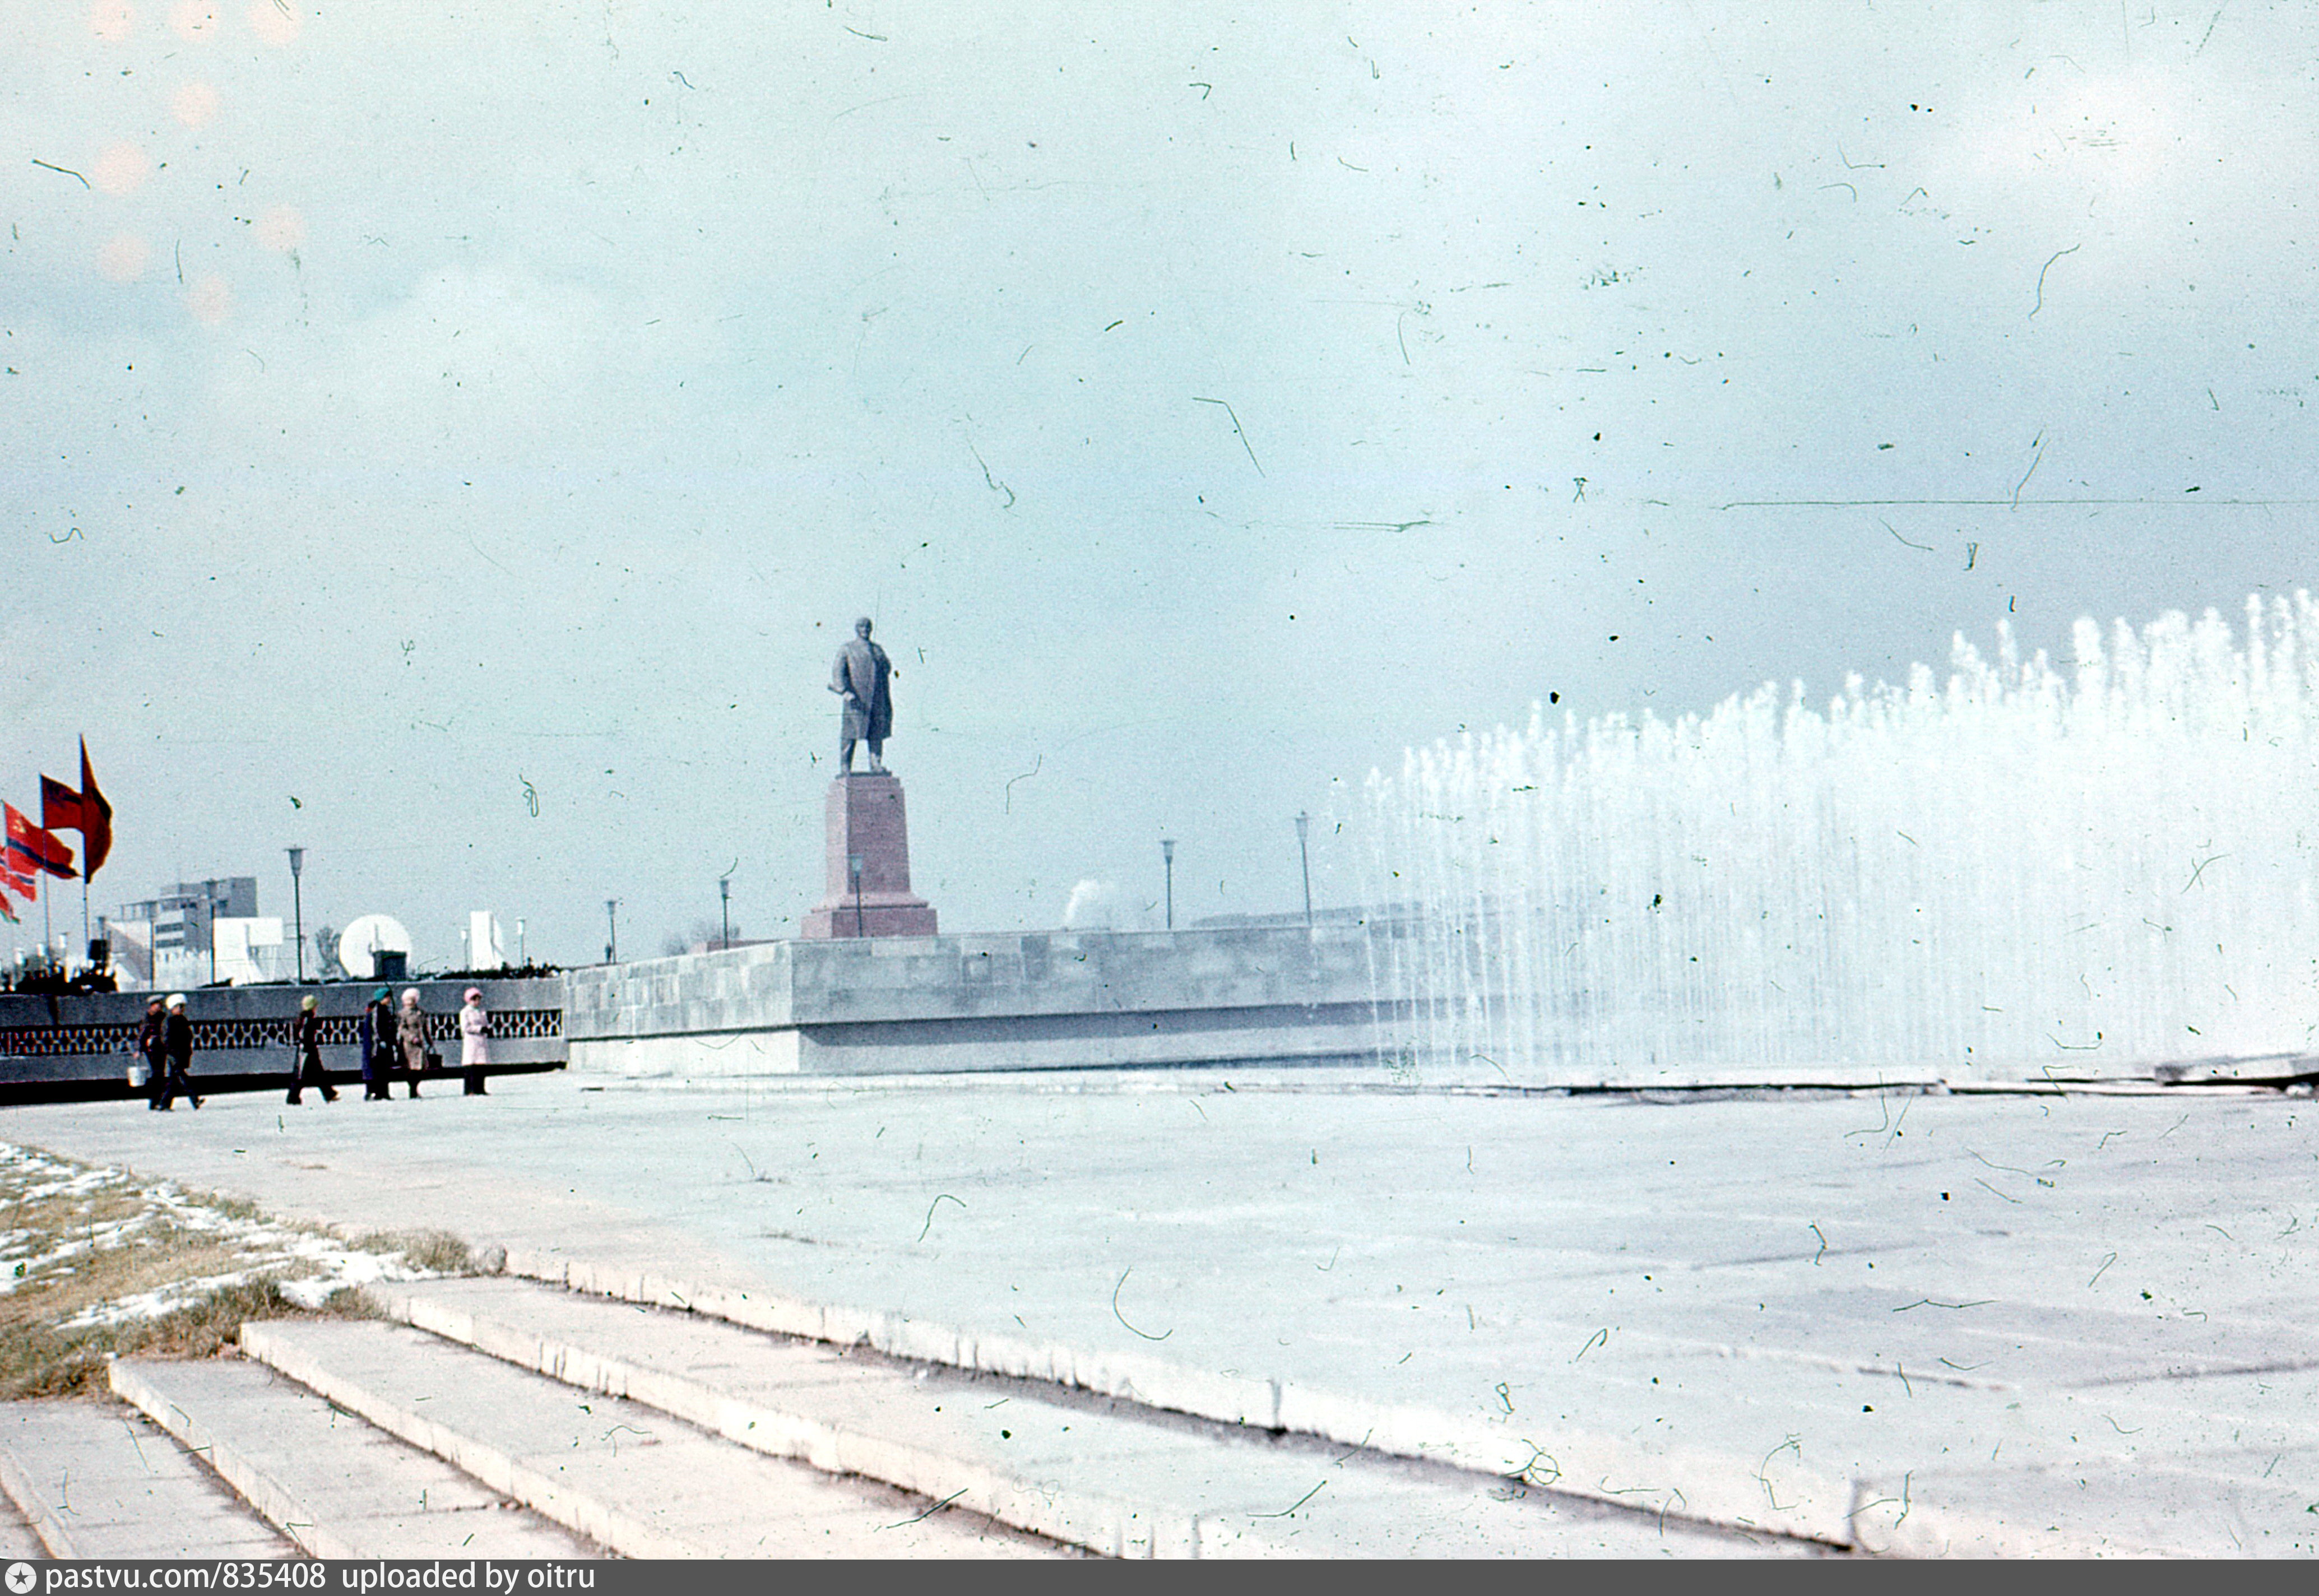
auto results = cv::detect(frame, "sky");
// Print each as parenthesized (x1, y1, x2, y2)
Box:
(3, 0, 2316, 968)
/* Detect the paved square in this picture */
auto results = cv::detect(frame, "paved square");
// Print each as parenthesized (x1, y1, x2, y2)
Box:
(8, 1074, 2316, 1553)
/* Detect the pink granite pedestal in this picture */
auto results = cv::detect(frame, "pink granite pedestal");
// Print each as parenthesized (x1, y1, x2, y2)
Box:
(800, 772, 938, 939)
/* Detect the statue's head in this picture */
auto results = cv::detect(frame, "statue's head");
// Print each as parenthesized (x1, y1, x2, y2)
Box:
(854, 617, 873, 638)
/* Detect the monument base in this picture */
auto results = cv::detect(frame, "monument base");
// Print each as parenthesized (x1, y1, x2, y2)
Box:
(801, 901, 939, 939)
(800, 772, 936, 939)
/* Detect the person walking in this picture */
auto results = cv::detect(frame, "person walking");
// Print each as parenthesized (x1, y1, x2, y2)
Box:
(458, 986, 490, 1096)
(288, 994, 337, 1105)
(155, 994, 201, 1110)
(134, 996, 166, 1110)
(360, 986, 396, 1101)
(396, 987, 429, 1099)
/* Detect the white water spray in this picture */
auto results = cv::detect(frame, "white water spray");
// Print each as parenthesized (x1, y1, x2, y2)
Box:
(1365, 597, 2319, 1080)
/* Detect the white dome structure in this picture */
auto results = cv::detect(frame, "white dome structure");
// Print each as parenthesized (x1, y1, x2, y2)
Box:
(336, 913, 412, 980)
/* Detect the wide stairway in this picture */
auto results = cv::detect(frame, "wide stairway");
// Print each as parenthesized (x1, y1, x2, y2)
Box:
(0, 1274, 1826, 1559)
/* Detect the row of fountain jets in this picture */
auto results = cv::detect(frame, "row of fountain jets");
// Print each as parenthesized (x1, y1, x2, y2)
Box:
(1362, 595, 2319, 1080)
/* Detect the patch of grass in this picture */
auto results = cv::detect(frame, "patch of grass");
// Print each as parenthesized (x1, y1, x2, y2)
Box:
(318, 1285, 379, 1317)
(351, 1229, 472, 1275)
(0, 1144, 436, 1401)
(3, 1229, 256, 1332)
(0, 1175, 312, 1344)
(0, 1278, 373, 1400)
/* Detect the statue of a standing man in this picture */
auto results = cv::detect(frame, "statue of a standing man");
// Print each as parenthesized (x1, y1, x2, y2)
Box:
(828, 616, 894, 774)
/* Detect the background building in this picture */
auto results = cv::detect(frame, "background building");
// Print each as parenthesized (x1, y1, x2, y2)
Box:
(108, 878, 286, 990)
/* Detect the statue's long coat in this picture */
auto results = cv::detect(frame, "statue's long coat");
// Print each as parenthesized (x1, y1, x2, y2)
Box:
(832, 638, 893, 741)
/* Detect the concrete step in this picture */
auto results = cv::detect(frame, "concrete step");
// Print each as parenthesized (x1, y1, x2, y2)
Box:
(1262, 1333, 2306, 1557)
(485, 1255, 2298, 1556)
(236, 1319, 1074, 1559)
(0, 1399, 295, 1559)
(0, 1447, 48, 1558)
(109, 1357, 605, 1560)
(493, 1244, 1880, 1546)
(366, 1276, 1814, 1557)
(0, 1500, 40, 1561)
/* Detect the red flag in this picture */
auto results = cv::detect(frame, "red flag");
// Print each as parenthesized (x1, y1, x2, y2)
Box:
(77, 740, 112, 878)
(40, 776, 82, 836)
(1, 858, 36, 905)
(4, 804, 74, 881)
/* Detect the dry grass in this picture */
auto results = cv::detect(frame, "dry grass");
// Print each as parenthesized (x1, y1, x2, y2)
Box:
(350, 1229, 472, 1275)
(0, 1144, 466, 1399)
(0, 1278, 375, 1400)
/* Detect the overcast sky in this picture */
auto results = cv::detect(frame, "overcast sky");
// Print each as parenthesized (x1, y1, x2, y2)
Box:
(4, 1, 2313, 967)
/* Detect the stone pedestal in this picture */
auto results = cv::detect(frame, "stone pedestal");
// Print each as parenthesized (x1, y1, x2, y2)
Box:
(800, 773, 937, 939)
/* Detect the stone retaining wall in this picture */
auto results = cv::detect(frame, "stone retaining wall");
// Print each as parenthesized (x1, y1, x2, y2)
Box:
(561, 926, 1400, 1078)
(0, 978, 565, 1089)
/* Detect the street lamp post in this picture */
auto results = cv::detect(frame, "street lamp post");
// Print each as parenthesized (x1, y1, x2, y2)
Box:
(203, 878, 220, 986)
(286, 847, 305, 982)
(718, 874, 731, 952)
(605, 899, 619, 964)
(1295, 813, 1312, 930)
(849, 853, 865, 938)
(1161, 839, 1175, 931)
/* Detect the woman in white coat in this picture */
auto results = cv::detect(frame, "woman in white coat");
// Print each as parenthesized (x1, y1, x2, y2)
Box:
(458, 986, 490, 1096)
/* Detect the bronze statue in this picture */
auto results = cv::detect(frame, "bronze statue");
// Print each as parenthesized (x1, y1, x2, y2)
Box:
(829, 616, 894, 773)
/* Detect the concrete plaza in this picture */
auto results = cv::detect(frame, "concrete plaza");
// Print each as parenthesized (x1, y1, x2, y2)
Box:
(6, 1070, 2316, 1556)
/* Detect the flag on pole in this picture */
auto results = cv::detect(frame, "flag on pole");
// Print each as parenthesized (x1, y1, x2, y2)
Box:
(0, 856, 33, 935)
(76, 740, 112, 879)
(39, 776, 82, 836)
(39, 743, 113, 881)
(4, 805, 74, 880)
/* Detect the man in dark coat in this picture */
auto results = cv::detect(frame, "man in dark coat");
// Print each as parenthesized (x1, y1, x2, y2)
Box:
(155, 994, 201, 1110)
(136, 997, 168, 1110)
(360, 987, 397, 1101)
(288, 995, 337, 1105)
(828, 616, 894, 773)
(374, 987, 401, 1098)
